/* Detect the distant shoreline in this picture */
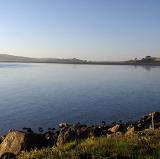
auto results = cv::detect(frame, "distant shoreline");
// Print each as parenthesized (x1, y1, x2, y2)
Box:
(0, 54, 160, 66)
(0, 61, 160, 66)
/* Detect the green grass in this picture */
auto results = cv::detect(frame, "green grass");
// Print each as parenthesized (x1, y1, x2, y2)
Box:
(18, 129, 160, 159)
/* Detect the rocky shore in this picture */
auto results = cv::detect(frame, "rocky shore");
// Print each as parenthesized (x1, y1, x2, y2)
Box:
(0, 112, 160, 159)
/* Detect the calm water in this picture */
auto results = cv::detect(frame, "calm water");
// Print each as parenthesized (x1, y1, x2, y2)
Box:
(0, 63, 160, 134)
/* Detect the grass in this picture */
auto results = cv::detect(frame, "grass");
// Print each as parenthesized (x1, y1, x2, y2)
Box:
(18, 129, 160, 159)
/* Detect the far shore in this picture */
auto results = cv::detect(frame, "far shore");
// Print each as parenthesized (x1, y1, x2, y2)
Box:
(0, 54, 160, 65)
(0, 61, 160, 66)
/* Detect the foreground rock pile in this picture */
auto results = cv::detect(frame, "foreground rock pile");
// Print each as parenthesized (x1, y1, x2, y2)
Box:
(0, 112, 160, 158)
(0, 131, 48, 158)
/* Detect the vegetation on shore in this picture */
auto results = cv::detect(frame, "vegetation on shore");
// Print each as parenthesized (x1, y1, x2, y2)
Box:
(18, 129, 160, 159)
(1, 112, 160, 159)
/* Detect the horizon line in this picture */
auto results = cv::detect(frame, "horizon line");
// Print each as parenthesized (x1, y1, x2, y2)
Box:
(0, 53, 159, 62)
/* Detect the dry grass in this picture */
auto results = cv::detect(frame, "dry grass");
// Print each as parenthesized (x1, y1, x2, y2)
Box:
(18, 129, 160, 159)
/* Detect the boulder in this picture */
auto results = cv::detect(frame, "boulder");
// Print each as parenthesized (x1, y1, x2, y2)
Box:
(125, 126, 135, 136)
(0, 131, 48, 157)
(108, 124, 120, 133)
(57, 124, 109, 146)
(57, 125, 92, 146)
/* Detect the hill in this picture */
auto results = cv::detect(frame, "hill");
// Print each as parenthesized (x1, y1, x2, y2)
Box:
(0, 54, 86, 63)
(0, 54, 38, 62)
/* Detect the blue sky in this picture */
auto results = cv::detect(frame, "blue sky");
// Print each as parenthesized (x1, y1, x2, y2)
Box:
(0, 0, 160, 60)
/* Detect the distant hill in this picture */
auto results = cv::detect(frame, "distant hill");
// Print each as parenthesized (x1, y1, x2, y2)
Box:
(0, 54, 86, 63)
(0, 54, 160, 65)
(0, 54, 38, 62)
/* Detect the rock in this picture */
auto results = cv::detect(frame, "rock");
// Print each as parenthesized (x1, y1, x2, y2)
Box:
(59, 123, 69, 129)
(0, 130, 48, 156)
(57, 126, 77, 146)
(57, 125, 93, 146)
(125, 126, 135, 136)
(108, 124, 120, 133)
(57, 124, 109, 146)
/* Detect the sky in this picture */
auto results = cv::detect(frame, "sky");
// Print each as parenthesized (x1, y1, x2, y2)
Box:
(0, 0, 160, 61)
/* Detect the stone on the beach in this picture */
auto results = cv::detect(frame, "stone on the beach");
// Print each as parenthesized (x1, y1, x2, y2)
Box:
(125, 126, 135, 136)
(108, 124, 120, 133)
(57, 124, 109, 146)
(0, 130, 48, 157)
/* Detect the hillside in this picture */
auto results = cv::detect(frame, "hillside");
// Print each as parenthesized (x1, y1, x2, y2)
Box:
(0, 54, 86, 63)
(0, 54, 38, 62)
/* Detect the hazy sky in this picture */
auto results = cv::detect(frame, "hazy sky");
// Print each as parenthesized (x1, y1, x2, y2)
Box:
(0, 0, 160, 60)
